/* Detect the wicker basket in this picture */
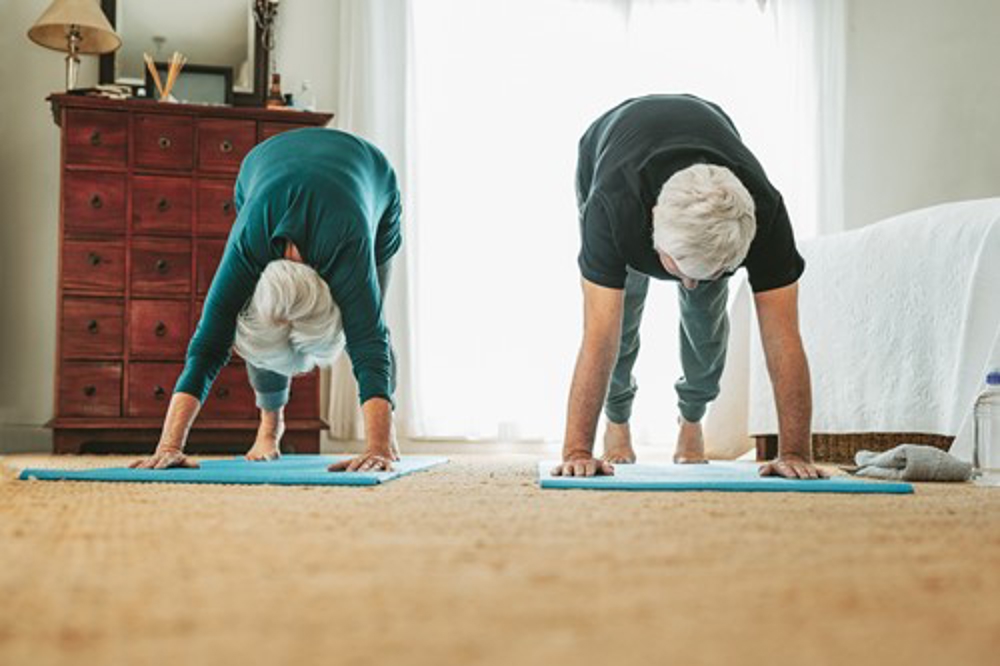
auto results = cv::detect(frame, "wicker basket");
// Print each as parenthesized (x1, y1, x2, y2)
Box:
(753, 433, 955, 465)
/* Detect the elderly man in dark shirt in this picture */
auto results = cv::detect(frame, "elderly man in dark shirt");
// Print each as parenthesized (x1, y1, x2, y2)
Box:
(555, 94, 827, 479)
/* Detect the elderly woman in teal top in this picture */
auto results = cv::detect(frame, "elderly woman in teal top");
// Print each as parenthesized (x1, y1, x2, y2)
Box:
(132, 128, 402, 472)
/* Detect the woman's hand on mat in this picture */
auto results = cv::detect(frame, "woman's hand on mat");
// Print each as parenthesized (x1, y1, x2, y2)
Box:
(758, 454, 828, 480)
(129, 447, 199, 470)
(327, 447, 398, 473)
(551, 453, 615, 477)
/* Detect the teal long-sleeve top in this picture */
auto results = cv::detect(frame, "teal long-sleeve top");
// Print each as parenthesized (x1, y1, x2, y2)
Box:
(174, 128, 402, 405)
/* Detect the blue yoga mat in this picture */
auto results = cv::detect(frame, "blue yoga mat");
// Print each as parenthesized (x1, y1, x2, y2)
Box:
(18, 455, 448, 487)
(538, 461, 913, 494)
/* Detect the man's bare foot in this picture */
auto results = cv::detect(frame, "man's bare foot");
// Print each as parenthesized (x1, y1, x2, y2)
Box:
(246, 413, 284, 461)
(601, 421, 637, 464)
(674, 417, 707, 464)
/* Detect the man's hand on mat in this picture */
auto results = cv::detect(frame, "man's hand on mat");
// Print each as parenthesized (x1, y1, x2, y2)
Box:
(327, 447, 398, 473)
(552, 453, 615, 477)
(129, 447, 199, 470)
(758, 454, 829, 480)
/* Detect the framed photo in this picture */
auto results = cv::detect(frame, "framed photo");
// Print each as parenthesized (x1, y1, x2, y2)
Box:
(145, 63, 234, 105)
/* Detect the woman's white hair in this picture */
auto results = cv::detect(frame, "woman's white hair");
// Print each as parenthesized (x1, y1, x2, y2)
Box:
(234, 260, 345, 376)
(651, 164, 757, 279)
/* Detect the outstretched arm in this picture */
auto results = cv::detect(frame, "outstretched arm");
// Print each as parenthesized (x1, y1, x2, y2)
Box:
(129, 392, 202, 469)
(753, 282, 827, 479)
(553, 278, 624, 477)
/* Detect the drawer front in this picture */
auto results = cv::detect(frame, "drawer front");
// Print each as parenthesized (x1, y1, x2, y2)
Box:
(63, 239, 125, 293)
(62, 298, 124, 359)
(200, 364, 255, 419)
(135, 114, 194, 170)
(259, 122, 312, 142)
(286, 369, 320, 419)
(59, 361, 122, 417)
(198, 119, 256, 173)
(196, 239, 226, 295)
(129, 300, 190, 359)
(64, 171, 126, 235)
(196, 179, 237, 236)
(132, 175, 192, 235)
(65, 110, 127, 167)
(130, 238, 192, 295)
(127, 362, 182, 418)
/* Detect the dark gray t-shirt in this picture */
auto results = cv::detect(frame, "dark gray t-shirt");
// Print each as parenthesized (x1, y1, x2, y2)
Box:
(576, 94, 805, 292)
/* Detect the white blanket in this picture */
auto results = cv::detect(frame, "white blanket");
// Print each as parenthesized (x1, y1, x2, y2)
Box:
(706, 198, 1000, 461)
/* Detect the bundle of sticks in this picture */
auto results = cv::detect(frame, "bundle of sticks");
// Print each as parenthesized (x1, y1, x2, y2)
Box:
(144, 51, 187, 101)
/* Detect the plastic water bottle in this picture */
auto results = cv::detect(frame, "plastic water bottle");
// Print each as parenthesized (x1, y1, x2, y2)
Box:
(973, 370, 1000, 486)
(298, 79, 317, 112)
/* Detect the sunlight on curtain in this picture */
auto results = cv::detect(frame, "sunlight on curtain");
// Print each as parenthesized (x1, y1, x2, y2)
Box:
(408, 0, 819, 444)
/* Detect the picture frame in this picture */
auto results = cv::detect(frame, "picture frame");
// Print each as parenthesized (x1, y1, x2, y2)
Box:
(144, 63, 234, 106)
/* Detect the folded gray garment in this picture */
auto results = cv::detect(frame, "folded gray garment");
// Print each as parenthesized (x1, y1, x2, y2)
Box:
(854, 444, 972, 482)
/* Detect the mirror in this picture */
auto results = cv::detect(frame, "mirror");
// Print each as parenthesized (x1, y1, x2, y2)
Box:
(99, 0, 267, 106)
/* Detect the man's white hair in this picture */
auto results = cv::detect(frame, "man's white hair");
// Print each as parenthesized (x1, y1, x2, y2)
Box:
(651, 164, 756, 280)
(234, 260, 345, 376)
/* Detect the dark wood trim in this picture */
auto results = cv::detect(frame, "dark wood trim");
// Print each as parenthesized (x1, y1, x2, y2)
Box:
(99, 0, 269, 107)
(49, 94, 332, 126)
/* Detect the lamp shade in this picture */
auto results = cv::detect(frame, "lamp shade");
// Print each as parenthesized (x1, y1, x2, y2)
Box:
(28, 0, 121, 54)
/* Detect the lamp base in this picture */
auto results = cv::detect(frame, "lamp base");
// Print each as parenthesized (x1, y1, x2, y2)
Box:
(64, 26, 81, 91)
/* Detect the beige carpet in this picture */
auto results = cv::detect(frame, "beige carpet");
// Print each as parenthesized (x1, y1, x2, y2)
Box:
(1, 453, 998, 666)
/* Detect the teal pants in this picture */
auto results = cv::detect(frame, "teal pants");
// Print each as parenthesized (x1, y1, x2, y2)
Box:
(604, 268, 730, 424)
(246, 261, 396, 411)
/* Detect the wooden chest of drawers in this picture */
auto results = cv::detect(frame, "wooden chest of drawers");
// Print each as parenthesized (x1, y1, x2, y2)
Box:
(48, 95, 334, 454)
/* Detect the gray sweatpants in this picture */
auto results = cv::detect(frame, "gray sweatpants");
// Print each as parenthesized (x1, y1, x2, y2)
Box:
(246, 260, 396, 412)
(604, 268, 729, 425)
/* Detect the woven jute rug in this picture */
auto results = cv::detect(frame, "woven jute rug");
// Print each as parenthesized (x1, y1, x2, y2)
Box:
(1, 453, 998, 666)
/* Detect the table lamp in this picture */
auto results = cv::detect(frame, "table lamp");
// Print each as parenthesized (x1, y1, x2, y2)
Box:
(27, 0, 121, 91)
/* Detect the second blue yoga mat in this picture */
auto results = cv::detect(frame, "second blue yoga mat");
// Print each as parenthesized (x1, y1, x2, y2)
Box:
(538, 461, 913, 494)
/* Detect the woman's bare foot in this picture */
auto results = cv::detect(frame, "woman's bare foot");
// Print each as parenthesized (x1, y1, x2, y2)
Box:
(601, 421, 637, 464)
(246, 410, 285, 461)
(674, 417, 708, 464)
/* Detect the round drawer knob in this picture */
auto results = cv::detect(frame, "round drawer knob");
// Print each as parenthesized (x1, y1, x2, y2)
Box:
(87, 320, 99, 334)
(222, 200, 233, 214)
(89, 131, 102, 146)
(158, 136, 172, 150)
(154, 321, 168, 337)
(90, 194, 103, 209)
(155, 259, 169, 274)
(215, 386, 230, 399)
(87, 253, 102, 267)
(156, 198, 171, 213)
(220, 139, 233, 154)
(83, 385, 97, 397)
(153, 386, 166, 399)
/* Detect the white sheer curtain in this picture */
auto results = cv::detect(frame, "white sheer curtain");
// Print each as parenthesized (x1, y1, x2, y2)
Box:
(331, 0, 845, 446)
(328, 0, 416, 439)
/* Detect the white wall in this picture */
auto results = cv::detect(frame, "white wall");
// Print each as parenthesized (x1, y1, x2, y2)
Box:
(0, 0, 339, 452)
(843, 0, 1000, 228)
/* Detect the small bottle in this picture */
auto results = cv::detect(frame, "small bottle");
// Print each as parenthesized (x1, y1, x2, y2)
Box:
(973, 369, 1000, 486)
(266, 73, 285, 108)
(298, 79, 317, 112)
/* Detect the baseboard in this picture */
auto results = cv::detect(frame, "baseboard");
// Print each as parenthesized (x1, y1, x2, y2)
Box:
(0, 425, 52, 454)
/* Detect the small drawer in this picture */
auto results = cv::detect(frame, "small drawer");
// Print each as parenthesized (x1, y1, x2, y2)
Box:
(198, 119, 256, 173)
(286, 369, 320, 419)
(260, 122, 311, 142)
(129, 300, 190, 359)
(196, 239, 226, 295)
(130, 238, 192, 295)
(65, 110, 127, 167)
(62, 298, 124, 359)
(63, 239, 125, 293)
(127, 362, 182, 418)
(64, 172, 126, 235)
(200, 364, 255, 419)
(196, 179, 237, 236)
(59, 361, 122, 418)
(132, 175, 192, 235)
(135, 114, 194, 170)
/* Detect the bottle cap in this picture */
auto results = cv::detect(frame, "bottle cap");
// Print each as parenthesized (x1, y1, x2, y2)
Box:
(988, 371, 1000, 385)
